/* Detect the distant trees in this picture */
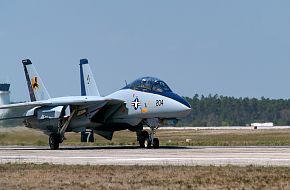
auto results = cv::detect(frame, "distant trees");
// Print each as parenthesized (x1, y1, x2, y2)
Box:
(3, 95, 290, 127)
(180, 94, 290, 126)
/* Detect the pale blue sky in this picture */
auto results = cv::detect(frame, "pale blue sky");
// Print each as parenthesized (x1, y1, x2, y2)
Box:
(1, 1, 290, 101)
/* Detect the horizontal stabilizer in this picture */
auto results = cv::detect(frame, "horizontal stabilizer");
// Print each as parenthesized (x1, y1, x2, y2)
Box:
(95, 130, 114, 140)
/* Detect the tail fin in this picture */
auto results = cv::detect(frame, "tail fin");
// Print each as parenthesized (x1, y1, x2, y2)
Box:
(80, 59, 100, 96)
(22, 59, 51, 102)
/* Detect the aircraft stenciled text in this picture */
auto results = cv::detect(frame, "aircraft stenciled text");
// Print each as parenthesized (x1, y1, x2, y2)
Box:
(156, 100, 164, 107)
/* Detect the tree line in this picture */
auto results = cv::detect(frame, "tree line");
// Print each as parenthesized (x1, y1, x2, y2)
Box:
(3, 95, 290, 127)
(180, 94, 290, 127)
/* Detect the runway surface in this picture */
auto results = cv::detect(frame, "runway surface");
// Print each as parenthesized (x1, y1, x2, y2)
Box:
(1, 146, 290, 167)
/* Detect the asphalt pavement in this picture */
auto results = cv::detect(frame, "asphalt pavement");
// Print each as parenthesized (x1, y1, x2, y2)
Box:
(0, 146, 290, 166)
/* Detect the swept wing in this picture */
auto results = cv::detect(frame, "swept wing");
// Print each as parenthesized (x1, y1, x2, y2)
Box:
(0, 96, 124, 112)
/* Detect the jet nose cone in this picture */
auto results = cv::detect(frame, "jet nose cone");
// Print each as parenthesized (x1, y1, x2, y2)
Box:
(173, 95, 191, 117)
(185, 105, 192, 112)
(179, 96, 191, 110)
(163, 92, 192, 117)
(179, 101, 191, 117)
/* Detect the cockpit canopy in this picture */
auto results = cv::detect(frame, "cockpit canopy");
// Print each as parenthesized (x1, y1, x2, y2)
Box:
(124, 77, 172, 93)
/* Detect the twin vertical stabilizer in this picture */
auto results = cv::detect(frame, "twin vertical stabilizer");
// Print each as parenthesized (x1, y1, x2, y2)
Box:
(22, 59, 51, 102)
(80, 59, 100, 97)
(21, 58, 100, 102)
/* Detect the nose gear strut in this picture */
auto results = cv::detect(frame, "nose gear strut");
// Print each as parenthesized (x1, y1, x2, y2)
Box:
(139, 118, 160, 149)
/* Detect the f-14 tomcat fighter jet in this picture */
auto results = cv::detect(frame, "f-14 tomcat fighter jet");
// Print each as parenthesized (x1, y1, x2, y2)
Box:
(0, 59, 191, 149)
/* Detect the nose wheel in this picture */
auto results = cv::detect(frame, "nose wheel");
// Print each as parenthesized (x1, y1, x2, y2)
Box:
(138, 119, 160, 149)
(152, 138, 159, 149)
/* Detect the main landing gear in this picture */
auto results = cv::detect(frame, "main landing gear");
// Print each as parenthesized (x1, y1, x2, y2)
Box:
(138, 119, 160, 149)
(48, 109, 76, 150)
(49, 133, 62, 150)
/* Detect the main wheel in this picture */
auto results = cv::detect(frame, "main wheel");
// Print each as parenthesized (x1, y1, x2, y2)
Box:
(49, 133, 60, 150)
(139, 130, 149, 148)
(153, 138, 159, 149)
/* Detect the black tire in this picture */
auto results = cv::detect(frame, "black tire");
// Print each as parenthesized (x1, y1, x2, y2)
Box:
(153, 138, 159, 149)
(139, 131, 149, 148)
(139, 139, 145, 148)
(49, 133, 60, 150)
(144, 138, 151, 149)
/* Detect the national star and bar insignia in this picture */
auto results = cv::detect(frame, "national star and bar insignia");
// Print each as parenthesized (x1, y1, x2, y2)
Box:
(131, 98, 141, 110)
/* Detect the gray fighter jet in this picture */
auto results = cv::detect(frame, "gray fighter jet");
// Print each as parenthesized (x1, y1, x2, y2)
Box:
(0, 59, 191, 149)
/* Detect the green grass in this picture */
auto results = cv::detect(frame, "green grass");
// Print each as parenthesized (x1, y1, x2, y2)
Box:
(167, 131, 290, 146)
(1, 127, 290, 147)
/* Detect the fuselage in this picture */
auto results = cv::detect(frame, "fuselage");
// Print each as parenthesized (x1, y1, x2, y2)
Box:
(24, 77, 191, 135)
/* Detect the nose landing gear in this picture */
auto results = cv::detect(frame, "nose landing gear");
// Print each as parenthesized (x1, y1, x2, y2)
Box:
(138, 119, 160, 149)
(152, 137, 159, 149)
